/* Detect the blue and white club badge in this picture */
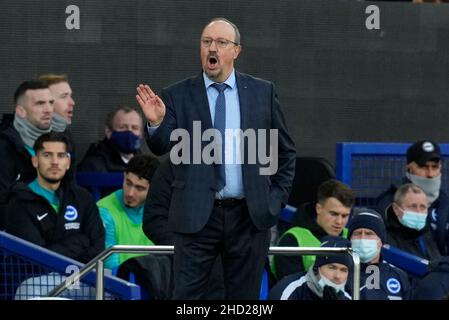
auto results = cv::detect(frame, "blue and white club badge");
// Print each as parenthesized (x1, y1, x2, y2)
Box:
(422, 142, 435, 152)
(431, 208, 438, 222)
(64, 205, 78, 221)
(386, 278, 401, 294)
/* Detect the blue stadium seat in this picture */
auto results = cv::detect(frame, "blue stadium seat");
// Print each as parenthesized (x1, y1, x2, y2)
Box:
(381, 244, 429, 277)
(288, 157, 336, 208)
(259, 268, 269, 300)
(76, 172, 123, 200)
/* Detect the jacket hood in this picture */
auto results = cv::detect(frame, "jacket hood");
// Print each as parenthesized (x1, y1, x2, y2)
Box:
(9, 182, 41, 202)
(0, 125, 27, 153)
(306, 267, 324, 298)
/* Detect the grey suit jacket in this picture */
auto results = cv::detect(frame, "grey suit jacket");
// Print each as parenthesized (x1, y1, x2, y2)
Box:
(146, 71, 296, 234)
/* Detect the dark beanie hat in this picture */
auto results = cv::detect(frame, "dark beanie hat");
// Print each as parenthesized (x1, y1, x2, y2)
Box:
(314, 236, 352, 269)
(348, 208, 386, 243)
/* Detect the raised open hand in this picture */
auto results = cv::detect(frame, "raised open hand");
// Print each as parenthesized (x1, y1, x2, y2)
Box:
(136, 84, 166, 125)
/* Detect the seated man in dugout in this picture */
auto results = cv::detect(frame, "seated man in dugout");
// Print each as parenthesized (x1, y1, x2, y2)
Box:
(376, 140, 449, 255)
(78, 105, 145, 173)
(38, 73, 76, 133)
(385, 183, 441, 262)
(269, 236, 353, 300)
(347, 208, 411, 300)
(97, 154, 159, 271)
(5, 131, 105, 263)
(271, 179, 355, 280)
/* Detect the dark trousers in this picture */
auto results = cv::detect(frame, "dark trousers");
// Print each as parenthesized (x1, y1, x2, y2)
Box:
(172, 201, 270, 300)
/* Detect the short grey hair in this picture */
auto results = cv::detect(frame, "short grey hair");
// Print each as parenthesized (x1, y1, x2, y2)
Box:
(393, 183, 426, 206)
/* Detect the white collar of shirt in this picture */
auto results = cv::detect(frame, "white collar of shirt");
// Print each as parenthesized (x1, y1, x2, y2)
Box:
(203, 70, 236, 90)
(120, 155, 131, 164)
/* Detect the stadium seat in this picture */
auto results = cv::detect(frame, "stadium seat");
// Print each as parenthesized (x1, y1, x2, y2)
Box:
(287, 157, 336, 208)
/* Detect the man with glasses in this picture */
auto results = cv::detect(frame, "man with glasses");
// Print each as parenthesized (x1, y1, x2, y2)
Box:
(135, 17, 296, 299)
(386, 183, 441, 261)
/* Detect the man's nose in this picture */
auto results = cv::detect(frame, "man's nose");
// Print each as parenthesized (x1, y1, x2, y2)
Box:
(127, 187, 136, 197)
(333, 270, 345, 282)
(45, 103, 53, 112)
(427, 168, 439, 178)
(209, 39, 218, 51)
(335, 215, 342, 225)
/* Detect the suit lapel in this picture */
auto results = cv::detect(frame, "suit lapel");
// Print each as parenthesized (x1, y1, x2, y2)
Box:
(236, 71, 250, 131)
(191, 73, 213, 130)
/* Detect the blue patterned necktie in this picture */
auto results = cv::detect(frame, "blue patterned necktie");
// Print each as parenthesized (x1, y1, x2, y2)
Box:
(212, 83, 228, 191)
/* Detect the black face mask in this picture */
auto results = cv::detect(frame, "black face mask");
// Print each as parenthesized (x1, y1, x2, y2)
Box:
(110, 130, 141, 154)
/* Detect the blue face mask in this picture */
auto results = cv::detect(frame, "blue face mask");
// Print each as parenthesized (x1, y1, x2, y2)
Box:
(399, 210, 427, 231)
(318, 271, 346, 293)
(110, 130, 141, 154)
(351, 239, 380, 263)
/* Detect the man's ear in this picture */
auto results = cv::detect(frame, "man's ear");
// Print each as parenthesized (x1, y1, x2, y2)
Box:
(233, 45, 242, 60)
(405, 163, 412, 173)
(105, 126, 112, 139)
(315, 202, 322, 216)
(15, 105, 27, 118)
(31, 156, 38, 169)
(392, 203, 403, 219)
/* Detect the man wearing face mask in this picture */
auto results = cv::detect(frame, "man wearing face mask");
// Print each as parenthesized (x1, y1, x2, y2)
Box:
(78, 105, 145, 174)
(348, 209, 410, 300)
(385, 183, 441, 261)
(376, 140, 449, 255)
(269, 236, 352, 300)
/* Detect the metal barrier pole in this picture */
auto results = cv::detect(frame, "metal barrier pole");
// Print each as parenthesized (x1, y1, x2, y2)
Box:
(48, 245, 360, 300)
(351, 251, 360, 300)
(47, 245, 174, 297)
(96, 260, 104, 300)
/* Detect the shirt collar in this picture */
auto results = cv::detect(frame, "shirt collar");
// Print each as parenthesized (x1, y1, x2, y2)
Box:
(203, 69, 236, 90)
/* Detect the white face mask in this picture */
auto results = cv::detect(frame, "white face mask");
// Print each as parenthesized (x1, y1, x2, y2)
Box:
(351, 239, 380, 263)
(318, 271, 346, 293)
(399, 209, 427, 231)
(406, 172, 441, 204)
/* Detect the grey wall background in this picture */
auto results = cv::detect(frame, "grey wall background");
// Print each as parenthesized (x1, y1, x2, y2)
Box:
(1, 0, 449, 165)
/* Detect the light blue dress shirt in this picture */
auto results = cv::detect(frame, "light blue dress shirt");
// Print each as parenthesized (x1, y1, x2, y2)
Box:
(147, 70, 244, 199)
(203, 71, 244, 199)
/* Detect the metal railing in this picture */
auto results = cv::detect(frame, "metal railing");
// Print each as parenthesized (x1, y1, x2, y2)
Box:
(47, 245, 360, 300)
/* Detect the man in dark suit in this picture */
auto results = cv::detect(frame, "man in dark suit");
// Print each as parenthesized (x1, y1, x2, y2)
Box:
(136, 17, 296, 299)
